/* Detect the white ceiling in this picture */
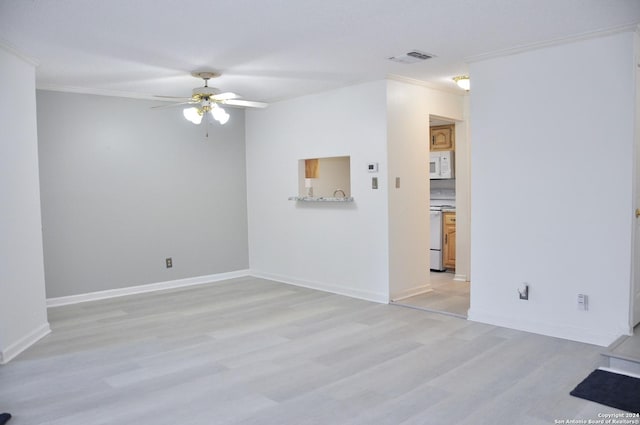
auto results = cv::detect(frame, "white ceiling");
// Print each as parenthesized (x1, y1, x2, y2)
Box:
(1, 0, 639, 103)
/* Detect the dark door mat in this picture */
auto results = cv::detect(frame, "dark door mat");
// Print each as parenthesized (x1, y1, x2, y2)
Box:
(570, 369, 640, 413)
(0, 413, 11, 425)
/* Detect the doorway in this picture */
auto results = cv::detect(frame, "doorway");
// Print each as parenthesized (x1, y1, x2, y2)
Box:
(392, 114, 471, 318)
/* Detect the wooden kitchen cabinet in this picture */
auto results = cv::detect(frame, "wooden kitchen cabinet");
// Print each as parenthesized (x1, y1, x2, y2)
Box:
(304, 158, 319, 178)
(430, 124, 455, 151)
(443, 212, 456, 269)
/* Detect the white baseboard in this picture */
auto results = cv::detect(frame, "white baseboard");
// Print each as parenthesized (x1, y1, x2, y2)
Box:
(251, 271, 388, 304)
(467, 308, 621, 347)
(390, 284, 433, 302)
(0, 322, 51, 364)
(598, 366, 640, 380)
(46, 269, 251, 307)
(453, 273, 468, 282)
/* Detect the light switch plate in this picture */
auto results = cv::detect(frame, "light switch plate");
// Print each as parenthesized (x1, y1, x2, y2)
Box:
(578, 294, 588, 310)
(372, 177, 378, 189)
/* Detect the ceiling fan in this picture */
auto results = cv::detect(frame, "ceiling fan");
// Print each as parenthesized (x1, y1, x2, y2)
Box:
(154, 71, 268, 125)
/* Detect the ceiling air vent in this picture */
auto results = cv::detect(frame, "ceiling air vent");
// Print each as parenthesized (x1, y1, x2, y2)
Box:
(388, 50, 435, 64)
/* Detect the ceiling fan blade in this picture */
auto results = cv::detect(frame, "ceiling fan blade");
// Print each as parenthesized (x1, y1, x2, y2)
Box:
(223, 99, 268, 109)
(151, 101, 197, 109)
(212, 92, 239, 101)
(153, 94, 191, 100)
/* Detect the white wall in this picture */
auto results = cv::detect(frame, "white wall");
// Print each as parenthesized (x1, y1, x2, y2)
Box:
(246, 81, 390, 302)
(37, 91, 249, 298)
(455, 95, 472, 282)
(246, 79, 465, 303)
(386, 80, 465, 300)
(469, 31, 636, 346)
(0, 44, 50, 363)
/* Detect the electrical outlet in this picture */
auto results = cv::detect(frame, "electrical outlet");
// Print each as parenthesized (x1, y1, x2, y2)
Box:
(166, 257, 173, 268)
(518, 283, 529, 300)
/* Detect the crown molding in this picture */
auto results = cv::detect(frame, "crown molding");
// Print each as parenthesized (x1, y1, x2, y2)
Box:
(386, 74, 468, 96)
(466, 23, 639, 63)
(0, 38, 39, 66)
(36, 83, 170, 102)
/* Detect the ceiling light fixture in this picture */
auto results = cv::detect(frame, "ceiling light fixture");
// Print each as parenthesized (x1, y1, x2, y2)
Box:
(183, 104, 229, 125)
(211, 104, 230, 125)
(153, 71, 267, 130)
(453, 75, 470, 91)
(183, 107, 203, 124)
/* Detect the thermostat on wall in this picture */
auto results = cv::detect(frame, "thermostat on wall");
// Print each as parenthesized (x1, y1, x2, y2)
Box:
(367, 162, 378, 173)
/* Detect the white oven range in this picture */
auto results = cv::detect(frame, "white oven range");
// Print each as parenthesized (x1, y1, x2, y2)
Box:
(430, 189, 455, 271)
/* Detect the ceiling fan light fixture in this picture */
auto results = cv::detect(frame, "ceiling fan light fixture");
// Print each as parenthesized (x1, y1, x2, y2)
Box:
(453, 75, 470, 91)
(183, 107, 203, 124)
(218, 111, 230, 125)
(211, 105, 229, 125)
(156, 71, 268, 128)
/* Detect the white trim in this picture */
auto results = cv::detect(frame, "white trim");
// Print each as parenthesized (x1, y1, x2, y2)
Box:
(386, 74, 466, 96)
(250, 270, 388, 304)
(36, 84, 171, 101)
(598, 366, 640, 380)
(0, 38, 39, 66)
(46, 270, 251, 307)
(630, 29, 640, 330)
(467, 308, 624, 347)
(466, 24, 638, 64)
(453, 273, 468, 282)
(0, 323, 51, 364)
(390, 285, 433, 302)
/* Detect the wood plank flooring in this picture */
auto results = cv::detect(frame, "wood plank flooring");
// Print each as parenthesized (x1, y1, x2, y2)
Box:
(0, 277, 626, 424)
(611, 328, 640, 359)
(393, 272, 470, 318)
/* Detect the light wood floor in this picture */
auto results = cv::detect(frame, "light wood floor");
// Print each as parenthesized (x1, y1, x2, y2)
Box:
(393, 272, 470, 318)
(611, 328, 640, 359)
(0, 277, 624, 424)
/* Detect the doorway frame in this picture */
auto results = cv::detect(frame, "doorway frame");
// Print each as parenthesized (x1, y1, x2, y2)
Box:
(630, 40, 640, 330)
